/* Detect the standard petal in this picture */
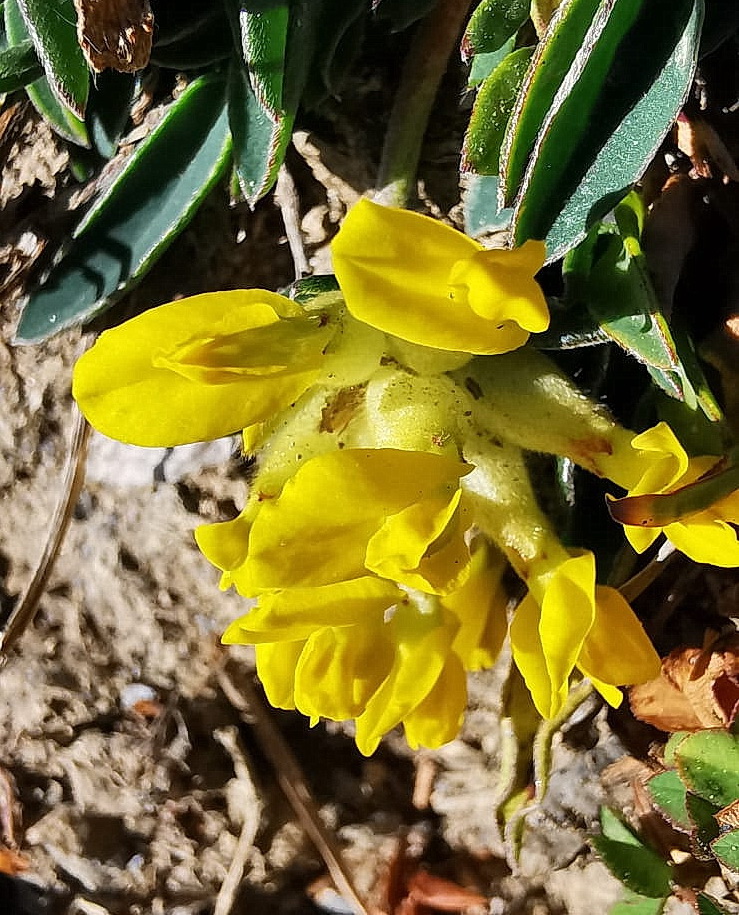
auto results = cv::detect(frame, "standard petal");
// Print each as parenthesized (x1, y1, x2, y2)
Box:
(73, 290, 334, 446)
(244, 449, 470, 589)
(331, 198, 546, 355)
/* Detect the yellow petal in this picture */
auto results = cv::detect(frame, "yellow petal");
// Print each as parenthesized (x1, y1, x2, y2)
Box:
(224, 577, 402, 642)
(73, 290, 334, 446)
(255, 641, 305, 709)
(537, 551, 597, 699)
(354, 603, 456, 756)
(509, 594, 568, 718)
(294, 623, 394, 721)
(245, 449, 470, 590)
(576, 586, 660, 687)
(628, 422, 690, 496)
(331, 198, 548, 355)
(365, 489, 471, 594)
(448, 244, 548, 332)
(402, 654, 467, 750)
(446, 541, 509, 671)
(664, 517, 739, 567)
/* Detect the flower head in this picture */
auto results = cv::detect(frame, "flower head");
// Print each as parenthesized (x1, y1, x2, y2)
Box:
(73, 290, 338, 446)
(331, 198, 549, 355)
(201, 448, 475, 597)
(221, 541, 508, 755)
(509, 551, 660, 718)
(608, 423, 739, 567)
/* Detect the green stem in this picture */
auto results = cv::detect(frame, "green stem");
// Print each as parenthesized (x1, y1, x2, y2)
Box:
(376, 0, 473, 206)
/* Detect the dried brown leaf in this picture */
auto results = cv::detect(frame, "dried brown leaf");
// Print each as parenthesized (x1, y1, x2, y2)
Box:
(629, 636, 739, 732)
(73, 0, 154, 73)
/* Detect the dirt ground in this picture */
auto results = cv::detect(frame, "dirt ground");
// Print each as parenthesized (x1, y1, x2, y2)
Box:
(0, 72, 732, 914)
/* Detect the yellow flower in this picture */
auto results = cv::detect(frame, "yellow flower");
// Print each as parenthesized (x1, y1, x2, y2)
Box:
(202, 448, 475, 597)
(221, 541, 509, 755)
(72, 290, 337, 446)
(509, 551, 660, 718)
(609, 423, 739, 567)
(331, 198, 549, 355)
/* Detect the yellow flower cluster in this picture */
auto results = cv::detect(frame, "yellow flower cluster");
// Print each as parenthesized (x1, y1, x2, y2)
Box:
(72, 197, 734, 752)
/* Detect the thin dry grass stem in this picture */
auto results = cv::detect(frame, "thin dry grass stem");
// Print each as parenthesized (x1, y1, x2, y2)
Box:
(217, 666, 370, 915)
(213, 727, 263, 915)
(0, 406, 90, 660)
(275, 163, 310, 281)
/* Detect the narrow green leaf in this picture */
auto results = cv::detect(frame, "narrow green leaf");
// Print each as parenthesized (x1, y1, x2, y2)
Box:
(463, 46, 534, 174)
(711, 830, 739, 872)
(593, 809, 672, 898)
(226, 0, 321, 204)
(510, 0, 703, 259)
(228, 56, 290, 205)
(610, 892, 667, 915)
(241, 1, 289, 115)
(16, 0, 88, 115)
(0, 37, 40, 91)
(500, 0, 602, 206)
(698, 893, 735, 915)
(16, 75, 231, 342)
(676, 731, 739, 809)
(4, 0, 87, 144)
(462, 0, 530, 58)
(86, 70, 135, 159)
(646, 770, 691, 831)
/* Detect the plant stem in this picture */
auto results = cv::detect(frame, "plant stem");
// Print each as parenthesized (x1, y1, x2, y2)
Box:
(376, 0, 473, 206)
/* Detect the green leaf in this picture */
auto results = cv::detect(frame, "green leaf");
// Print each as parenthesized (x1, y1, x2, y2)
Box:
(4, 0, 87, 144)
(665, 732, 691, 767)
(610, 891, 667, 915)
(0, 37, 40, 91)
(676, 731, 739, 809)
(149, 9, 232, 69)
(593, 809, 672, 898)
(467, 37, 516, 88)
(686, 792, 721, 860)
(503, 0, 703, 260)
(463, 46, 534, 174)
(501, 0, 602, 207)
(86, 70, 135, 159)
(462, 0, 530, 58)
(646, 770, 692, 831)
(562, 194, 719, 417)
(697, 893, 735, 915)
(226, 0, 320, 204)
(16, 74, 231, 343)
(711, 830, 739, 872)
(16, 0, 88, 116)
(463, 174, 513, 237)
